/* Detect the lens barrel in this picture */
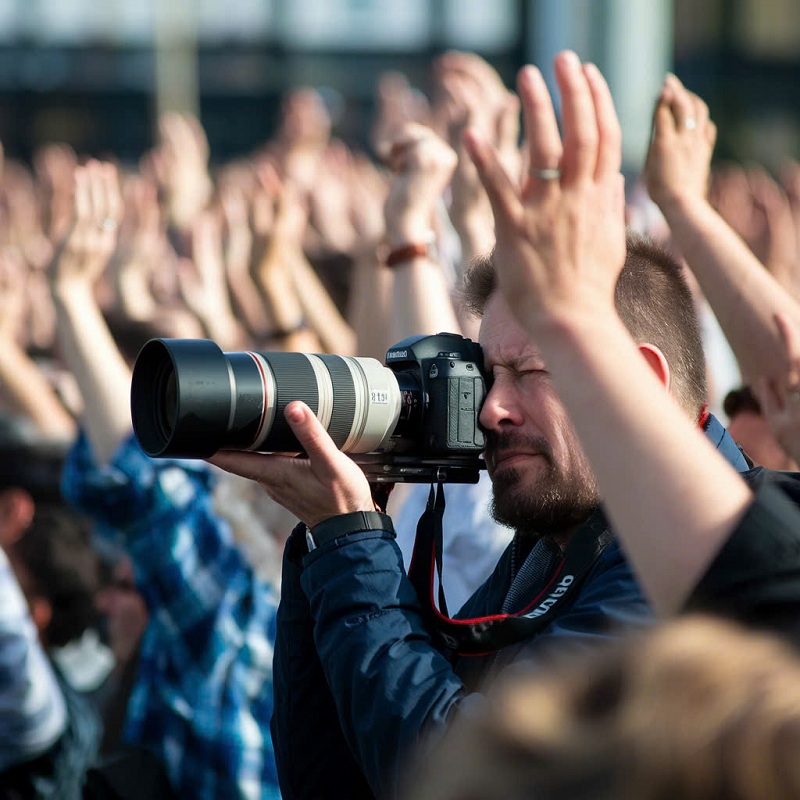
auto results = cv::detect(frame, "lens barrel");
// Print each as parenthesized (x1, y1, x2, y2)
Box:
(130, 339, 402, 459)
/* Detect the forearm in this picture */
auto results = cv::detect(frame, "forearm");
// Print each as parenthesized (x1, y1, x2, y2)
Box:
(301, 530, 465, 797)
(536, 309, 752, 614)
(661, 195, 800, 384)
(0, 345, 76, 438)
(52, 281, 132, 464)
(346, 255, 394, 360)
(289, 253, 357, 356)
(389, 258, 461, 343)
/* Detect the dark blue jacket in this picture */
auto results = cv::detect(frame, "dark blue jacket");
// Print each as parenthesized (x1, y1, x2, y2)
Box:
(272, 415, 749, 799)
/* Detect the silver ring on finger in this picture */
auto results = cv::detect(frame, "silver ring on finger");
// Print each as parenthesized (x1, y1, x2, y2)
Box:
(684, 118, 697, 130)
(529, 167, 561, 181)
(99, 218, 118, 231)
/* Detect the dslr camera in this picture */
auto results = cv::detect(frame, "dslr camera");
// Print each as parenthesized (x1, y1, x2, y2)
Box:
(130, 332, 488, 483)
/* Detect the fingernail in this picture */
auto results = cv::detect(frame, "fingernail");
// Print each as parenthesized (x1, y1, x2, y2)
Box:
(285, 404, 303, 423)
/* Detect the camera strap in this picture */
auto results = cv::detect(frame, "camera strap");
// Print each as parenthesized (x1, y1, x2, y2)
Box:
(407, 482, 614, 657)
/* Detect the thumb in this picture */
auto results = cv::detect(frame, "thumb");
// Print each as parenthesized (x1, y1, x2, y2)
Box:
(284, 401, 341, 469)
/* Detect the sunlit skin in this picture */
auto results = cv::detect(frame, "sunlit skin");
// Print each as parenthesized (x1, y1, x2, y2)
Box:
(478, 292, 600, 545)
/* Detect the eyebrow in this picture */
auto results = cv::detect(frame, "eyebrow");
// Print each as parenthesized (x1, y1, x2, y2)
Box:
(485, 353, 546, 372)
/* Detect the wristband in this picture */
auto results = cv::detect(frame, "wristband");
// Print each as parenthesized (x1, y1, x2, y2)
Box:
(383, 232, 437, 268)
(305, 510, 395, 552)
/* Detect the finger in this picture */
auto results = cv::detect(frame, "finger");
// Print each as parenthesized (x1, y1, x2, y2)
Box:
(283, 401, 347, 474)
(554, 50, 598, 181)
(517, 66, 562, 176)
(583, 62, 621, 180)
(463, 128, 522, 230)
(73, 166, 91, 223)
(497, 92, 520, 151)
(664, 73, 695, 131)
(103, 163, 124, 225)
(706, 120, 718, 150)
(207, 449, 295, 486)
(87, 160, 107, 222)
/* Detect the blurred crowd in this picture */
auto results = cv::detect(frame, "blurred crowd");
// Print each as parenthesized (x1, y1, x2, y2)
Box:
(2, 47, 800, 800)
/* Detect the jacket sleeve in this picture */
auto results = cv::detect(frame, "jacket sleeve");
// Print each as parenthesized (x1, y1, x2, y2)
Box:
(300, 528, 466, 799)
(272, 524, 375, 800)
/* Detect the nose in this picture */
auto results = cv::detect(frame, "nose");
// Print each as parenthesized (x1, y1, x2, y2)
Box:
(479, 378, 524, 432)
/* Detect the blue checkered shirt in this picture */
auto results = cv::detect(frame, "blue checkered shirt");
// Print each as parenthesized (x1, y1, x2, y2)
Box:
(62, 432, 280, 800)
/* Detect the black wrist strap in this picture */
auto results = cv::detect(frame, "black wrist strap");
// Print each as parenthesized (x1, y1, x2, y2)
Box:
(307, 511, 395, 551)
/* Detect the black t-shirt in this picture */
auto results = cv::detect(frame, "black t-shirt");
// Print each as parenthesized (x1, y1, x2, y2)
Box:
(686, 469, 800, 645)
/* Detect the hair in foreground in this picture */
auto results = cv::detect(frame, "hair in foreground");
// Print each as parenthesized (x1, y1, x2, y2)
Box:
(407, 615, 800, 800)
(461, 231, 708, 416)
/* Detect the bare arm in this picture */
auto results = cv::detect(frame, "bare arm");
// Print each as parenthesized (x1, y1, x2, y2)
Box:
(465, 53, 752, 615)
(382, 123, 461, 343)
(0, 249, 75, 437)
(49, 160, 131, 464)
(645, 75, 800, 386)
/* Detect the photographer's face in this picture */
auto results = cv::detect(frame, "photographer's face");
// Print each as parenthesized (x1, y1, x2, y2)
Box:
(478, 293, 599, 539)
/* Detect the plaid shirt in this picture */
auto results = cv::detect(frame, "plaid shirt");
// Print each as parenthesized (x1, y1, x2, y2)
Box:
(62, 432, 280, 800)
(0, 547, 67, 772)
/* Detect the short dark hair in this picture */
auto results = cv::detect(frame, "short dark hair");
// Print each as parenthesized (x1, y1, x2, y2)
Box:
(461, 231, 708, 416)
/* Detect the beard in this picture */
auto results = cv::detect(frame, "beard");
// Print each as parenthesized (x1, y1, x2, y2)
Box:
(485, 430, 600, 539)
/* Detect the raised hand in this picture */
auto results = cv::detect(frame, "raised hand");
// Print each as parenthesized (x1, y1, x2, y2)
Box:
(464, 51, 625, 329)
(644, 73, 717, 212)
(157, 112, 213, 233)
(383, 122, 457, 249)
(208, 401, 374, 528)
(49, 160, 123, 290)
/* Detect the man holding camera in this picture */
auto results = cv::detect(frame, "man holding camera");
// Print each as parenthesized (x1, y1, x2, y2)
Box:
(209, 54, 751, 799)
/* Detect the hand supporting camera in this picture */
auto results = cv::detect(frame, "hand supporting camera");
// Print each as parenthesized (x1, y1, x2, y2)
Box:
(208, 401, 375, 528)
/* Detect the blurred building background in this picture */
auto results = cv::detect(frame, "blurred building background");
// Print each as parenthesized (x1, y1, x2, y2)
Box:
(0, 0, 796, 172)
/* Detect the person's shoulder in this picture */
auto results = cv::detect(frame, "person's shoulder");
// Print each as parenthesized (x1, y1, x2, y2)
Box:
(740, 466, 800, 506)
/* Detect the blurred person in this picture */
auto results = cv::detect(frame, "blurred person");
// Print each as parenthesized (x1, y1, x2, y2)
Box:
(50, 159, 282, 799)
(408, 615, 800, 800)
(457, 49, 800, 645)
(208, 54, 756, 800)
(723, 384, 798, 470)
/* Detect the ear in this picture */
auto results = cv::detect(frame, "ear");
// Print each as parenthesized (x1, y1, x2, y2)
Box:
(0, 488, 35, 547)
(638, 343, 671, 392)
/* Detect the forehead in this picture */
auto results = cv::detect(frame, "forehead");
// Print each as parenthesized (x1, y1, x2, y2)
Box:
(478, 293, 545, 368)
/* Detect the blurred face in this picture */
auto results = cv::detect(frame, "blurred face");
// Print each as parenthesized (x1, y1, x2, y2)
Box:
(478, 293, 600, 540)
(726, 411, 798, 471)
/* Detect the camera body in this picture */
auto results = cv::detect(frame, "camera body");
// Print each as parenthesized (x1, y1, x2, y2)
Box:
(363, 332, 487, 482)
(130, 332, 488, 483)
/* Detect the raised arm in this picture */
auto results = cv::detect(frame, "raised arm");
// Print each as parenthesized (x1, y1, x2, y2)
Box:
(382, 122, 461, 342)
(465, 52, 752, 615)
(644, 74, 800, 386)
(49, 160, 129, 464)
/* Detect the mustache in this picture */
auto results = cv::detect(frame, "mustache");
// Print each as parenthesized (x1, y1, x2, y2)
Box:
(483, 430, 553, 465)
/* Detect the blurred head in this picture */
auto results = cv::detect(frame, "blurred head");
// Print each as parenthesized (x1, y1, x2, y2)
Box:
(8, 503, 101, 647)
(464, 232, 707, 539)
(409, 616, 800, 800)
(724, 386, 797, 471)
